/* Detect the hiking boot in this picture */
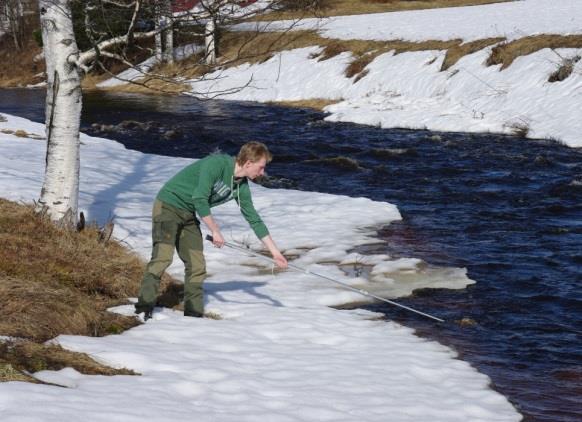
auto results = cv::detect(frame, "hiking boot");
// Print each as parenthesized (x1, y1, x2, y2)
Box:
(135, 304, 154, 321)
(143, 308, 154, 321)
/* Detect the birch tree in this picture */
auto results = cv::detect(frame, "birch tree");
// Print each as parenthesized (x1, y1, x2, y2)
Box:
(154, 0, 173, 64)
(37, 0, 158, 225)
(37, 0, 82, 225)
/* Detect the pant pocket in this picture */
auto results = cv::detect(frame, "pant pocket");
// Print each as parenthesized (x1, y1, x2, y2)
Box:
(152, 220, 179, 244)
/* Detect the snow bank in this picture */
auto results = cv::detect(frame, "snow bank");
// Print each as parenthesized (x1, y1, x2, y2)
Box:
(0, 113, 519, 421)
(189, 44, 582, 147)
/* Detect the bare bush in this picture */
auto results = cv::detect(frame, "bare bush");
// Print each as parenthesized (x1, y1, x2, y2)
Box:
(548, 54, 580, 83)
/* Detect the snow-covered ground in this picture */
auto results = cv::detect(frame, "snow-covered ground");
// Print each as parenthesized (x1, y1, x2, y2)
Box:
(189, 0, 581, 147)
(190, 44, 582, 147)
(0, 113, 520, 421)
(249, 0, 582, 42)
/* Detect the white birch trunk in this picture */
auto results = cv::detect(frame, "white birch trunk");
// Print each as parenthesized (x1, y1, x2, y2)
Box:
(163, 18, 174, 64)
(162, 0, 173, 64)
(205, 18, 216, 65)
(37, 0, 82, 226)
(154, 15, 163, 62)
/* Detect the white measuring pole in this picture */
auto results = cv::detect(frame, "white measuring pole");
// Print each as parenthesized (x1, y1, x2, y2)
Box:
(206, 236, 445, 323)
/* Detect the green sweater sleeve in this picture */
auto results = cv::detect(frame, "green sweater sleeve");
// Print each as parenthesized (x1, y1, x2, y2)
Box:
(191, 157, 222, 218)
(237, 182, 269, 239)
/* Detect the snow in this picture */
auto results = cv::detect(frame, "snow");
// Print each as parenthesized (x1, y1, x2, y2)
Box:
(0, 113, 520, 421)
(247, 0, 582, 43)
(192, 0, 582, 147)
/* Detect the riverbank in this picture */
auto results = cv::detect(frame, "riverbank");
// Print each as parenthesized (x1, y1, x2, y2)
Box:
(0, 112, 521, 421)
(183, 0, 582, 147)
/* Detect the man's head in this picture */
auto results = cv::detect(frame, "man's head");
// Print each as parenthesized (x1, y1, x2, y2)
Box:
(236, 142, 272, 180)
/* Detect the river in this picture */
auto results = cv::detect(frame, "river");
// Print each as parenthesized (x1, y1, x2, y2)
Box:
(1, 88, 581, 422)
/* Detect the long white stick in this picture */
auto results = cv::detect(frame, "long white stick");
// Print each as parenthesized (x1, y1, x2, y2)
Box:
(206, 236, 445, 323)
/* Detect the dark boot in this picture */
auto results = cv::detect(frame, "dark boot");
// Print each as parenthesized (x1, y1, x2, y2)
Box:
(135, 304, 154, 321)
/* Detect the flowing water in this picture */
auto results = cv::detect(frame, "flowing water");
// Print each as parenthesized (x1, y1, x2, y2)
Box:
(1, 89, 581, 421)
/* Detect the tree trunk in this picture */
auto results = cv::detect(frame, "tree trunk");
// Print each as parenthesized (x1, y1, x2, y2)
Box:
(163, 17, 174, 64)
(162, 0, 173, 64)
(154, 3, 163, 62)
(205, 18, 216, 65)
(37, 0, 82, 227)
(4, 0, 23, 50)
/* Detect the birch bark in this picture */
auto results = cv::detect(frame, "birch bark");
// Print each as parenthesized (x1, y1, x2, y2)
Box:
(154, 2, 163, 62)
(162, 0, 174, 64)
(37, 0, 82, 226)
(205, 17, 216, 65)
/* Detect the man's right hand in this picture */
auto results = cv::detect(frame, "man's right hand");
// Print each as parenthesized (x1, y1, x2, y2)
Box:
(211, 230, 225, 248)
(272, 251, 288, 269)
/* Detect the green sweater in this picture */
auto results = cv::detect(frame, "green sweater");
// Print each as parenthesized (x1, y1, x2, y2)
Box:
(157, 154, 269, 239)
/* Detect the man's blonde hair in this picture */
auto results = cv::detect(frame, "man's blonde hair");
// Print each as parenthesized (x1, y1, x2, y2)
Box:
(236, 141, 273, 165)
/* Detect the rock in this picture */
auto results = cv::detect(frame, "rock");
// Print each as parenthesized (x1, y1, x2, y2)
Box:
(163, 129, 181, 141)
(118, 120, 147, 130)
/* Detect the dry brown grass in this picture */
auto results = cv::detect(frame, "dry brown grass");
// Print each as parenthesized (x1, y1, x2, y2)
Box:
(312, 37, 462, 80)
(0, 35, 44, 88)
(263, 0, 511, 19)
(486, 35, 582, 69)
(0, 198, 186, 382)
(269, 98, 342, 110)
(441, 37, 505, 70)
(0, 340, 136, 381)
(0, 199, 146, 342)
(0, 199, 159, 383)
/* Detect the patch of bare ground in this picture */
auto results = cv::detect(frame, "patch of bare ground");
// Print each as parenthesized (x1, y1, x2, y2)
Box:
(486, 35, 582, 69)
(263, 0, 512, 19)
(0, 35, 44, 88)
(269, 98, 341, 111)
(0, 199, 177, 383)
(441, 37, 505, 70)
(0, 341, 136, 384)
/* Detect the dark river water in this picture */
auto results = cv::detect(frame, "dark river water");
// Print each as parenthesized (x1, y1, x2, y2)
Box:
(1, 89, 581, 422)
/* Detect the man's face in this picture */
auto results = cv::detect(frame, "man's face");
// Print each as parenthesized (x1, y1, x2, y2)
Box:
(244, 157, 267, 180)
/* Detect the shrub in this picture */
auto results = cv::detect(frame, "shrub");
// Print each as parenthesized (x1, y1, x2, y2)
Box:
(548, 55, 580, 83)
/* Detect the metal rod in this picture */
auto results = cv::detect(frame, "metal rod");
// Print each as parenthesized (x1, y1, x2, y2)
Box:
(206, 235, 445, 323)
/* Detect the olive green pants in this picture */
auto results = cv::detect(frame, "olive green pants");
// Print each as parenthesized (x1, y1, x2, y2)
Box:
(136, 199, 206, 315)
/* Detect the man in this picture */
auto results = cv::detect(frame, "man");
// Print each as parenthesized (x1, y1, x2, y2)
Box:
(135, 142, 288, 320)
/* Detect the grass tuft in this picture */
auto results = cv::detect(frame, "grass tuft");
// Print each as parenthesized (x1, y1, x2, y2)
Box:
(317, 42, 351, 61)
(269, 98, 342, 111)
(0, 340, 137, 380)
(0, 198, 146, 341)
(504, 120, 530, 138)
(441, 37, 505, 70)
(548, 55, 580, 83)
(486, 35, 582, 69)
